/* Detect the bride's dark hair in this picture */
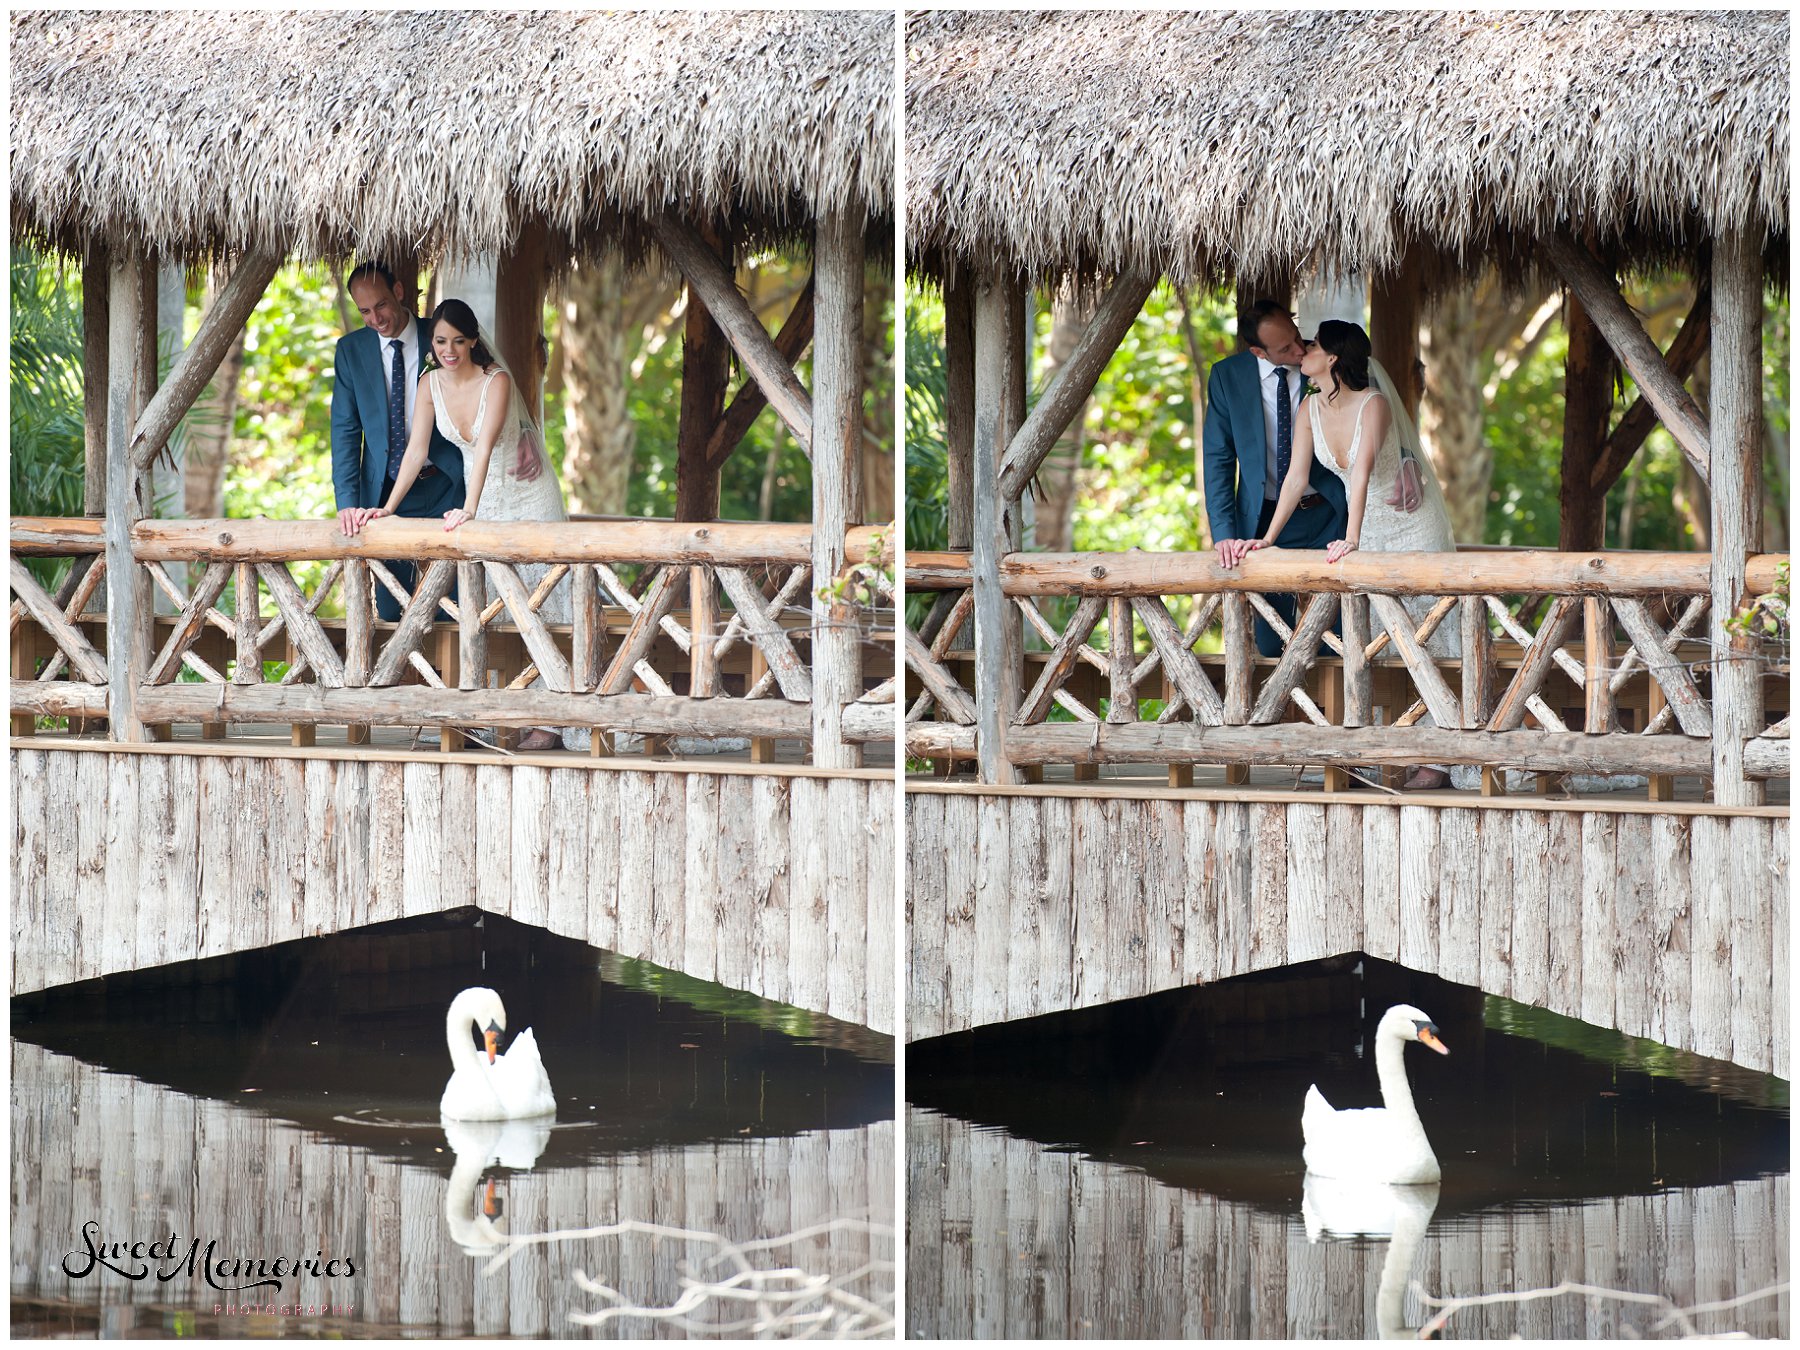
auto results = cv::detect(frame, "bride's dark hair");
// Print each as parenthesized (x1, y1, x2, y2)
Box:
(427, 299, 498, 371)
(1313, 319, 1374, 399)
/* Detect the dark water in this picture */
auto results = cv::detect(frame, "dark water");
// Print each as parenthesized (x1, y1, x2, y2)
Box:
(11, 912, 896, 1338)
(907, 957, 1788, 1339)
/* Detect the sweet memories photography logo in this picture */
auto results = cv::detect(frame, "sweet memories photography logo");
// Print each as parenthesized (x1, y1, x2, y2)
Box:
(62, 1222, 358, 1296)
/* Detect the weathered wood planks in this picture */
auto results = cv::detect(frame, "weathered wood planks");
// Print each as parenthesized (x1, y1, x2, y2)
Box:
(906, 785, 1785, 1074)
(10, 747, 893, 1035)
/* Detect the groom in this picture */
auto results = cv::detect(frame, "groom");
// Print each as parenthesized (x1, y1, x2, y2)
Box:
(330, 261, 465, 621)
(1202, 299, 1348, 656)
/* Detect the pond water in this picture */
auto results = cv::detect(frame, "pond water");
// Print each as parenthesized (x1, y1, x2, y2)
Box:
(11, 913, 895, 1339)
(907, 957, 1788, 1339)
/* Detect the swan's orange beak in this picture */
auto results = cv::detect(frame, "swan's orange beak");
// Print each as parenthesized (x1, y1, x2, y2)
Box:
(482, 1178, 501, 1219)
(1418, 1025, 1450, 1055)
(484, 1021, 501, 1064)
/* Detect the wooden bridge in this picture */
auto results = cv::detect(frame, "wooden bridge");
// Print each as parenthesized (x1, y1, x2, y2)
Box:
(11, 518, 897, 1035)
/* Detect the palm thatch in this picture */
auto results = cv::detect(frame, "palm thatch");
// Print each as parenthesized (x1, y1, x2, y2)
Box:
(11, 9, 893, 266)
(907, 10, 1788, 288)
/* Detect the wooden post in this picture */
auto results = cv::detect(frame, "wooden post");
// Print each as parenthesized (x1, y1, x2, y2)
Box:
(493, 221, 551, 423)
(103, 254, 152, 742)
(944, 269, 976, 553)
(344, 557, 372, 745)
(1583, 596, 1615, 733)
(971, 272, 1025, 784)
(809, 210, 864, 769)
(1559, 295, 1618, 550)
(1709, 229, 1765, 807)
(676, 228, 731, 522)
(689, 565, 718, 697)
(1370, 249, 1424, 420)
(132, 264, 172, 741)
(83, 245, 111, 516)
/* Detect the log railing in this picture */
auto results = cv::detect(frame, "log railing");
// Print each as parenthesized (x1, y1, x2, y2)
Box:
(904, 549, 1790, 786)
(11, 518, 895, 758)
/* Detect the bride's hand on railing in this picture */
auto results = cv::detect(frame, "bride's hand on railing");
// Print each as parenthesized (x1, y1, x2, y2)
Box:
(443, 507, 472, 532)
(1215, 537, 1268, 569)
(1325, 537, 1358, 563)
(337, 506, 388, 538)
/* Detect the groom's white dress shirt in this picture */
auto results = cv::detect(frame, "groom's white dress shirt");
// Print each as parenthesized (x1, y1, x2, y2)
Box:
(1254, 352, 1307, 501)
(384, 321, 423, 432)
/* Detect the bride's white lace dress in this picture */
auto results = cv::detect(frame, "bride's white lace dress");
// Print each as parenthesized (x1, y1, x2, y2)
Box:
(431, 367, 571, 626)
(432, 367, 584, 749)
(1308, 390, 1459, 658)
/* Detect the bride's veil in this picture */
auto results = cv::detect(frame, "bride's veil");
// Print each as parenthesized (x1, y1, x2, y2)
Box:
(475, 321, 551, 477)
(1367, 356, 1455, 543)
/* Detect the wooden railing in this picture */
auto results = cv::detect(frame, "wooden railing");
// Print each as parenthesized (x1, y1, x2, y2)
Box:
(11, 518, 895, 758)
(904, 549, 1789, 785)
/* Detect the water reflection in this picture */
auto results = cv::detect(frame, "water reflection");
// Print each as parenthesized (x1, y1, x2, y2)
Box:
(907, 959, 1788, 1339)
(12, 913, 894, 1338)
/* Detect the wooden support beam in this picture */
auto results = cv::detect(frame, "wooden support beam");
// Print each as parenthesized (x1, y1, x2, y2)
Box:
(1582, 596, 1616, 734)
(1459, 596, 1494, 729)
(1541, 232, 1711, 484)
(943, 269, 976, 552)
(996, 548, 1747, 597)
(971, 272, 1026, 784)
(1708, 228, 1765, 806)
(703, 275, 815, 473)
(367, 560, 455, 687)
(343, 560, 372, 687)
(1015, 595, 1104, 725)
(996, 272, 1156, 501)
(1006, 720, 1714, 777)
(1590, 279, 1711, 494)
(1370, 249, 1424, 420)
(1251, 593, 1339, 724)
(493, 221, 551, 421)
(1367, 594, 1461, 731)
(117, 683, 812, 738)
(83, 244, 111, 515)
(129, 249, 282, 470)
(676, 227, 732, 521)
(655, 216, 813, 454)
(906, 627, 981, 724)
(8, 558, 109, 684)
(1487, 596, 1581, 733)
(1558, 293, 1618, 550)
(257, 561, 346, 688)
(1106, 596, 1137, 723)
(1131, 594, 1225, 727)
(127, 517, 883, 566)
(104, 254, 152, 740)
(1610, 596, 1712, 737)
(809, 209, 864, 769)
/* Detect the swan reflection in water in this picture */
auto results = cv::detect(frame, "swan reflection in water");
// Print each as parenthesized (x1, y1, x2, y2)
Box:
(443, 1115, 553, 1258)
(1304, 1174, 1440, 1340)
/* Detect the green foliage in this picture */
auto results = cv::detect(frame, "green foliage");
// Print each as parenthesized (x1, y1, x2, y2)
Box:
(1727, 559, 1789, 647)
(904, 288, 950, 554)
(10, 246, 87, 520)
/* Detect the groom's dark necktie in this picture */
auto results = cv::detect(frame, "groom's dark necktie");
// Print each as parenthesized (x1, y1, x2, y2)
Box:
(385, 337, 406, 487)
(1273, 366, 1293, 487)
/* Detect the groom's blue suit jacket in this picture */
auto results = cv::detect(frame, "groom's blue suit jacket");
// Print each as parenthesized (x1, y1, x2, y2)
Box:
(1202, 348, 1347, 544)
(330, 316, 465, 515)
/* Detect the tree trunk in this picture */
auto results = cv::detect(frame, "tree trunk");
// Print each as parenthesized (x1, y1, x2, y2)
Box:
(1419, 282, 1485, 542)
(1030, 286, 1097, 553)
(1558, 295, 1617, 551)
(559, 252, 636, 517)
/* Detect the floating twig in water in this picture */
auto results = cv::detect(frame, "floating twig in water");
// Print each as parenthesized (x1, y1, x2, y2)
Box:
(1413, 1277, 1789, 1339)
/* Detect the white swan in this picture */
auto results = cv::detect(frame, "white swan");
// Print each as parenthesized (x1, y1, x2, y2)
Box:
(440, 987, 557, 1121)
(1303, 1174, 1440, 1339)
(442, 1115, 551, 1257)
(1301, 1003, 1448, 1184)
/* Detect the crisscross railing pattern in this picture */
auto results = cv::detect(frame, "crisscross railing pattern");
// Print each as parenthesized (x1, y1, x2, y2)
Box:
(11, 518, 894, 757)
(903, 548, 1788, 783)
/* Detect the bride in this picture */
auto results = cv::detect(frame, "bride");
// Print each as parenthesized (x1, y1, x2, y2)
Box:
(1241, 320, 1461, 791)
(349, 297, 576, 752)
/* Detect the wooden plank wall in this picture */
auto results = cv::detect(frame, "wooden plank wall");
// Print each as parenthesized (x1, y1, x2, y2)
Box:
(11, 1039, 894, 1336)
(906, 1105, 1788, 1340)
(10, 747, 895, 1035)
(906, 788, 1789, 1077)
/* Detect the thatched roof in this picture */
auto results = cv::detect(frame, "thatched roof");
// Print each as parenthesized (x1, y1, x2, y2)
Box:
(907, 10, 1788, 287)
(11, 9, 893, 265)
